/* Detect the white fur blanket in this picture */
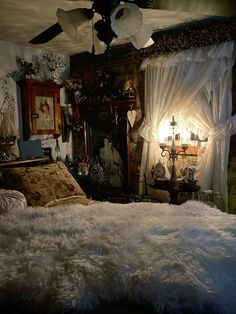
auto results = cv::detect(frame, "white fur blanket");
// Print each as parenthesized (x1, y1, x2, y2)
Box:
(0, 200, 236, 314)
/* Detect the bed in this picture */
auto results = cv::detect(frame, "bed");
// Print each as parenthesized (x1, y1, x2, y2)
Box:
(0, 162, 236, 314)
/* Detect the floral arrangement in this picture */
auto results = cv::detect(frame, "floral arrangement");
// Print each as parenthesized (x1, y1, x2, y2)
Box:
(63, 75, 86, 105)
(88, 157, 109, 186)
(8, 52, 65, 83)
(71, 110, 83, 131)
(63, 76, 83, 91)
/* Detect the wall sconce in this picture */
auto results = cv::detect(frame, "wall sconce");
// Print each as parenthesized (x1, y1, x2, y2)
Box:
(159, 115, 190, 184)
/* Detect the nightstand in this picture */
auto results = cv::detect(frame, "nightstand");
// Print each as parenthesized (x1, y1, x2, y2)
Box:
(150, 180, 200, 205)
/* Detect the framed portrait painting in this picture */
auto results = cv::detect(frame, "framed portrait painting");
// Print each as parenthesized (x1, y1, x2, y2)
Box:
(19, 80, 62, 139)
(35, 96, 54, 130)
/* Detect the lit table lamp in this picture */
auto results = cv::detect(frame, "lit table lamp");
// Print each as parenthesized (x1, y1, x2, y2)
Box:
(159, 115, 189, 184)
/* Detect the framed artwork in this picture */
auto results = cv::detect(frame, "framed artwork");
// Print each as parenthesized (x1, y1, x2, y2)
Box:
(87, 108, 129, 191)
(61, 106, 73, 143)
(19, 80, 62, 139)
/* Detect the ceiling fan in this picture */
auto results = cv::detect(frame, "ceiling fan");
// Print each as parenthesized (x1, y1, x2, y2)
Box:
(29, 0, 154, 54)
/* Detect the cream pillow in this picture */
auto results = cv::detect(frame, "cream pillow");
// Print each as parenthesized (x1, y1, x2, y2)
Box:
(45, 195, 98, 207)
(0, 189, 27, 214)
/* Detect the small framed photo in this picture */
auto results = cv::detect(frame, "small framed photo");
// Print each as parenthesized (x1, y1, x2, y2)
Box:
(19, 80, 62, 139)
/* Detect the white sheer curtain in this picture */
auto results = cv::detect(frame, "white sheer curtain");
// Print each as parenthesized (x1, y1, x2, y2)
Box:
(139, 41, 235, 211)
(189, 60, 235, 211)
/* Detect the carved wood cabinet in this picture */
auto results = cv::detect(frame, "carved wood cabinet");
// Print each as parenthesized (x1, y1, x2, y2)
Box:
(69, 57, 143, 199)
(19, 80, 62, 139)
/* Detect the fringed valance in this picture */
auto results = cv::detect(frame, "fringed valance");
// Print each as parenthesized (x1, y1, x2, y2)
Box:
(129, 15, 236, 61)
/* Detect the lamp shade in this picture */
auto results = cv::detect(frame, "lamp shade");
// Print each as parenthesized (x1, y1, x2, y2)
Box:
(129, 24, 154, 49)
(110, 3, 143, 38)
(84, 29, 107, 55)
(56, 8, 91, 39)
(143, 37, 154, 48)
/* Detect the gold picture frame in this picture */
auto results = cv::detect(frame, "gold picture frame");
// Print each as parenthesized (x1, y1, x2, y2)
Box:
(19, 80, 62, 139)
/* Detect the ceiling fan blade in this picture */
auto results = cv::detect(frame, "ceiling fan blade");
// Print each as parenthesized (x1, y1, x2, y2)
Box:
(29, 23, 63, 44)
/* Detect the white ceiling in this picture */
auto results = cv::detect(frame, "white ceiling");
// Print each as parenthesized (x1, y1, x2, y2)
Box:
(0, 0, 233, 56)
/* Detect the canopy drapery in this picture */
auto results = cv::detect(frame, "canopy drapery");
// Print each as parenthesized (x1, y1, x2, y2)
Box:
(139, 41, 235, 211)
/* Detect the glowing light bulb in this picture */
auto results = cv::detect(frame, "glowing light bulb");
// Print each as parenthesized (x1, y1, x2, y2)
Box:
(181, 128, 191, 147)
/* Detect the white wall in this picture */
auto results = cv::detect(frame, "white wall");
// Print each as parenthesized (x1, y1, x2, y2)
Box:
(0, 40, 73, 161)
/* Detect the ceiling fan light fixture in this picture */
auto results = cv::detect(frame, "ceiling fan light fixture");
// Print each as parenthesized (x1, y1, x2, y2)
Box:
(84, 29, 107, 55)
(56, 8, 93, 39)
(110, 3, 143, 38)
(129, 23, 154, 49)
(94, 19, 116, 45)
(97, 30, 115, 46)
(142, 37, 154, 48)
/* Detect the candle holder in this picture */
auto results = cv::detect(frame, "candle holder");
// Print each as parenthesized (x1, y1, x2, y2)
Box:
(159, 116, 189, 184)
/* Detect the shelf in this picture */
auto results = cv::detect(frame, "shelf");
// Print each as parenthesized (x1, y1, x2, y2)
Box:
(78, 98, 136, 120)
(0, 157, 49, 168)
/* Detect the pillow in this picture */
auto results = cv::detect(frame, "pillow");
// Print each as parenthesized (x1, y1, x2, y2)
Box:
(2, 161, 86, 207)
(45, 195, 99, 207)
(0, 189, 27, 214)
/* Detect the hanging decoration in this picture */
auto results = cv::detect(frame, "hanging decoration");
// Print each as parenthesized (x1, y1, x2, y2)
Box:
(127, 109, 136, 128)
(0, 78, 17, 161)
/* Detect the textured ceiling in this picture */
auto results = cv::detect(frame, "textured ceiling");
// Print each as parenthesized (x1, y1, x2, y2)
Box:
(0, 0, 234, 56)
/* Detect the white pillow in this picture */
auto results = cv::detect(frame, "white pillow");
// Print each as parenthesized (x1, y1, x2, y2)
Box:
(0, 189, 27, 214)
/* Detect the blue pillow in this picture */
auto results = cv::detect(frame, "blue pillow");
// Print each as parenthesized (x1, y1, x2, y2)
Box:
(17, 140, 44, 159)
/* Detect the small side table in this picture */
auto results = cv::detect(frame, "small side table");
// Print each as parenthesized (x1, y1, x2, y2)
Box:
(150, 180, 200, 205)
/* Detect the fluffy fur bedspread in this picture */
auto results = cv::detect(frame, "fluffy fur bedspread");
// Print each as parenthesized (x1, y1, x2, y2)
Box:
(0, 201, 236, 314)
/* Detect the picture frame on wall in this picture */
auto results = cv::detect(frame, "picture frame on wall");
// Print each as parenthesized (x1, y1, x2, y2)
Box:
(87, 108, 129, 192)
(19, 80, 62, 139)
(35, 96, 55, 131)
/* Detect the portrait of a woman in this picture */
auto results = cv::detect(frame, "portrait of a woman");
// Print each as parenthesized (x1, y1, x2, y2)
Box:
(35, 96, 54, 130)
(99, 137, 124, 188)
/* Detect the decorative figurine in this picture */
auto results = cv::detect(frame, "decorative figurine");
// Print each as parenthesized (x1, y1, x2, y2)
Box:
(152, 161, 166, 181)
(180, 166, 197, 182)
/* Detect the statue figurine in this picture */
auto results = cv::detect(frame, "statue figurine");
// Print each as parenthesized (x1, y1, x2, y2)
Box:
(122, 76, 134, 99)
(180, 166, 197, 182)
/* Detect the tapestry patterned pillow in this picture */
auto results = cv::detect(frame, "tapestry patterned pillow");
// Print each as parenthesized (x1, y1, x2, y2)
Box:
(2, 161, 86, 207)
